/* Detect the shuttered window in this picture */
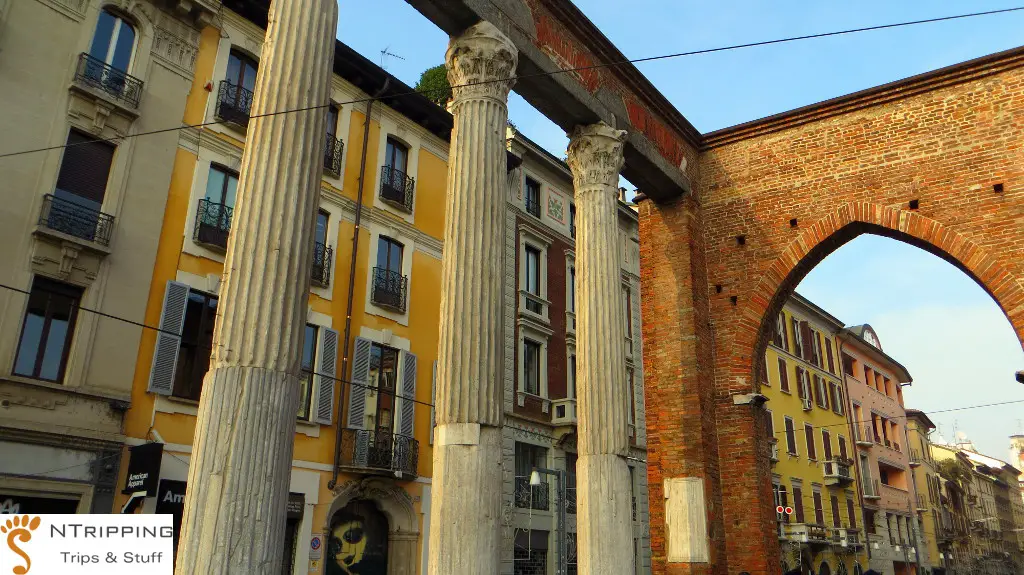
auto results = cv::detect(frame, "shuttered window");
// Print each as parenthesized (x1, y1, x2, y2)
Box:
(838, 435, 848, 460)
(147, 281, 190, 395)
(399, 351, 417, 437)
(13, 278, 83, 383)
(813, 490, 824, 525)
(825, 339, 835, 373)
(822, 429, 833, 460)
(804, 423, 817, 460)
(298, 324, 318, 420)
(831, 495, 842, 528)
(778, 358, 790, 392)
(171, 289, 218, 401)
(793, 485, 805, 523)
(795, 367, 805, 399)
(772, 312, 785, 348)
(313, 327, 339, 424)
(847, 498, 857, 528)
(347, 337, 373, 428)
(785, 417, 797, 455)
(55, 130, 115, 212)
(429, 360, 437, 445)
(791, 317, 803, 357)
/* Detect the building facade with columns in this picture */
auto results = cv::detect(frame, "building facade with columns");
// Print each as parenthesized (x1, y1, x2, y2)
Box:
(0, 0, 215, 517)
(501, 127, 651, 575)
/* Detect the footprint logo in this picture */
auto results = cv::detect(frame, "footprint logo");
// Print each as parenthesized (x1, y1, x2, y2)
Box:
(1, 515, 40, 575)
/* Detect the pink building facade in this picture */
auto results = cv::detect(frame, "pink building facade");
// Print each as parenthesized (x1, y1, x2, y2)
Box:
(840, 325, 924, 575)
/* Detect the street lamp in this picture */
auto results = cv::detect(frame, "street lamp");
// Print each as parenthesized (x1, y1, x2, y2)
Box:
(531, 467, 568, 575)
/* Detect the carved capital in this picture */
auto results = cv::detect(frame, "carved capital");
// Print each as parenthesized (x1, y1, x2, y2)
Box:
(566, 122, 627, 192)
(445, 21, 517, 105)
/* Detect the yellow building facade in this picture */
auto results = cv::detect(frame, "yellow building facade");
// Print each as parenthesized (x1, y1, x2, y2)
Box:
(113, 5, 451, 574)
(764, 293, 868, 575)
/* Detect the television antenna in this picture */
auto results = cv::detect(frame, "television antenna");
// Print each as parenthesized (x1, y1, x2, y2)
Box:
(380, 46, 405, 71)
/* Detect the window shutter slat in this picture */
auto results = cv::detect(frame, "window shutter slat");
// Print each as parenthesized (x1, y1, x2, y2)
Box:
(313, 328, 339, 424)
(347, 337, 372, 429)
(400, 351, 417, 437)
(147, 281, 189, 395)
(429, 360, 437, 445)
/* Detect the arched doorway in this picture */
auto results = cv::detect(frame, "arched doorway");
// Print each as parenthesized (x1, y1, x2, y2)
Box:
(819, 561, 832, 575)
(326, 499, 389, 575)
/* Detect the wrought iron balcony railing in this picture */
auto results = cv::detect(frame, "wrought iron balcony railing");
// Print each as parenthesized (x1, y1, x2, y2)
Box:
(73, 53, 143, 108)
(194, 198, 233, 250)
(215, 81, 254, 128)
(38, 194, 115, 246)
(311, 241, 332, 287)
(379, 166, 414, 212)
(371, 267, 407, 313)
(336, 428, 418, 478)
(525, 195, 541, 217)
(514, 476, 549, 511)
(324, 134, 343, 177)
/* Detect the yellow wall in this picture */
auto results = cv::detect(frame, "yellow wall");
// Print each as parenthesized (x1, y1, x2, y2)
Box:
(766, 304, 867, 572)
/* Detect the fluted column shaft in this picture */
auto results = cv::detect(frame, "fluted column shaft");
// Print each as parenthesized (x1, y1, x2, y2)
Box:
(428, 21, 517, 575)
(567, 123, 634, 575)
(175, 1, 337, 573)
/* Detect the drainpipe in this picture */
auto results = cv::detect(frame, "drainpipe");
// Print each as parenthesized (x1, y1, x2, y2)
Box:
(328, 79, 389, 491)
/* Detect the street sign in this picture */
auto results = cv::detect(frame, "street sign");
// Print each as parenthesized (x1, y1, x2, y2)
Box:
(309, 535, 323, 561)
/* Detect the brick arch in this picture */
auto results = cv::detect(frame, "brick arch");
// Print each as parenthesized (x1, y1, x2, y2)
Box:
(744, 201, 1024, 386)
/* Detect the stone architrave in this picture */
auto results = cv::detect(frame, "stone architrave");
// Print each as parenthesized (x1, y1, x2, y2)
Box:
(428, 21, 517, 575)
(566, 122, 634, 575)
(173, 0, 338, 573)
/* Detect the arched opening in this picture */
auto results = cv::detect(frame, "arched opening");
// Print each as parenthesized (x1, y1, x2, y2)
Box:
(819, 561, 832, 575)
(326, 499, 389, 575)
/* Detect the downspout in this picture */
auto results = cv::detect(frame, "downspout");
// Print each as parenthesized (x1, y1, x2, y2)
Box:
(328, 79, 389, 490)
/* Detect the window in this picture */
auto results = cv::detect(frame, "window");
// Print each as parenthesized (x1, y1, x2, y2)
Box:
(627, 367, 636, 431)
(205, 165, 238, 209)
(514, 443, 548, 510)
(324, 106, 342, 176)
(842, 353, 855, 376)
(830, 495, 842, 528)
(13, 278, 82, 383)
(89, 9, 135, 72)
(784, 417, 797, 455)
(765, 409, 775, 437)
(838, 436, 848, 460)
(47, 130, 116, 242)
(298, 324, 317, 419)
(372, 236, 406, 312)
(366, 342, 400, 436)
(524, 245, 542, 314)
(805, 423, 817, 460)
(385, 137, 408, 174)
(772, 312, 786, 348)
(227, 50, 258, 94)
(566, 452, 578, 515)
(523, 339, 542, 395)
(822, 429, 832, 461)
(568, 265, 576, 315)
(778, 358, 790, 392)
(623, 286, 633, 356)
(825, 339, 835, 373)
(195, 165, 238, 248)
(810, 330, 822, 366)
(773, 483, 789, 523)
(847, 498, 857, 528)
(569, 203, 576, 238)
(312, 210, 331, 286)
(171, 290, 218, 400)
(524, 177, 541, 217)
(326, 105, 339, 139)
(793, 484, 805, 523)
(813, 490, 824, 525)
(791, 317, 804, 357)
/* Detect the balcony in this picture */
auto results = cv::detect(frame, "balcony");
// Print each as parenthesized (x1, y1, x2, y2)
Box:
(856, 424, 875, 447)
(552, 398, 577, 427)
(371, 267, 408, 313)
(215, 80, 254, 129)
(379, 166, 414, 212)
(824, 458, 854, 486)
(311, 241, 332, 287)
(785, 523, 830, 544)
(842, 528, 862, 547)
(73, 53, 143, 109)
(193, 199, 232, 251)
(38, 194, 114, 246)
(916, 494, 928, 512)
(910, 448, 923, 467)
(514, 476, 549, 511)
(525, 195, 541, 218)
(863, 478, 881, 500)
(336, 428, 419, 478)
(769, 439, 779, 462)
(324, 134, 344, 177)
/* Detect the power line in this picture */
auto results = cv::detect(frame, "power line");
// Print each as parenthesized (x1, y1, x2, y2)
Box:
(2, 5, 1022, 160)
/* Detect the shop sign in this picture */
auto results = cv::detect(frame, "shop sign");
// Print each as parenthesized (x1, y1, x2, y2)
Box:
(122, 443, 164, 496)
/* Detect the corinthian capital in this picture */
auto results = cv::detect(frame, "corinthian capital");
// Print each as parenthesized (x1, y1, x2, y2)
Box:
(566, 122, 628, 192)
(446, 21, 518, 104)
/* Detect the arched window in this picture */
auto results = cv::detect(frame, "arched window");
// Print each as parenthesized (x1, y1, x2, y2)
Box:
(89, 9, 135, 72)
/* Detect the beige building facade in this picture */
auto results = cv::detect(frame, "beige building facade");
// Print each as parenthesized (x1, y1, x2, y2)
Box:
(0, 0, 213, 515)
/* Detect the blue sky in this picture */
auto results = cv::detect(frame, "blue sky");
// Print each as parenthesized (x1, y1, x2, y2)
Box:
(336, 1, 1024, 458)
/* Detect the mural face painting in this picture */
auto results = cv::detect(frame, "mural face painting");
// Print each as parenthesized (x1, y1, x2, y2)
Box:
(326, 500, 388, 575)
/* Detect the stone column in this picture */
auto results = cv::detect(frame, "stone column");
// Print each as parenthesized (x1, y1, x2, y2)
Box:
(567, 123, 634, 575)
(428, 21, 516, 575)
(174, 1, 337, 573)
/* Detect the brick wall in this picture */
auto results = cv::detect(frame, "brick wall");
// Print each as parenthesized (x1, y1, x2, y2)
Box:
(641, 49, 1024, 574)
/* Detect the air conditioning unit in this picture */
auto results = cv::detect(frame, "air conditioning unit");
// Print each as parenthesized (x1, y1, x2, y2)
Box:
(802, 396, 813, 411)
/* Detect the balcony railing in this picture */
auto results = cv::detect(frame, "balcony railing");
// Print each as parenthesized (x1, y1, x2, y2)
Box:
(824, 458, 854, 485)
(371, 267, 407, 313)
(311, 241, 332, 287)
(379, 166, 414, 212)
(916, 494, 928, 511)
(910, 448, 923, 467)
(336, 428, 418, 478)
(38, 194, 114, 246)
(856, 423, 875, 446)
(194, 199, 232, 250)
(324, 134, 343, 177)
(525, 195, 541, 217)
(73, 53, 143, 108)
(863, 478, 881, 499)
(552, 398, 577, 426)
(514, 476, 549, 510)
(215, 80, 254, 128)
(770, 439, 779, 462)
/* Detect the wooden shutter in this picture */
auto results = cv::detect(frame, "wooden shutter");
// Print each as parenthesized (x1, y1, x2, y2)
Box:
(838, 436, 848, 460)
(778, 358, 789, 392)
(429, 360, 437, 445)
(147, 281, 189, 395)
(804, 424, 816, 459)
(813, 491, 824, 525)
(347, 337, 373, 429)
(847, 498, 857, 528)
(313, 327, 339, 424)
(791, 317, 802, 356)
(825, 339, 835, 373)
(831, 495, 841, 527)
(795, 367, 805, 399)
(793, 486, 805, 523)
(822, 429, 833, 460)
(781, 313, 790, 351)
(399, 350, 417, 437)
(819, 377, 830, 410)
(811, 374, 820, 406)
(799, 322, 812, 361)
(785, 418, 797, 455)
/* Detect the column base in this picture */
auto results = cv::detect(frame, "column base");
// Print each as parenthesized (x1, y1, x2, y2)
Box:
(427, 423, 503, 575)
(577, 453, 634, 575)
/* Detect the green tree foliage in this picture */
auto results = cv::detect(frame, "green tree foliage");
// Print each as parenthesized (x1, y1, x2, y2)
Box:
(415, 64, 451, 107)
(937, 458, 970, 486)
